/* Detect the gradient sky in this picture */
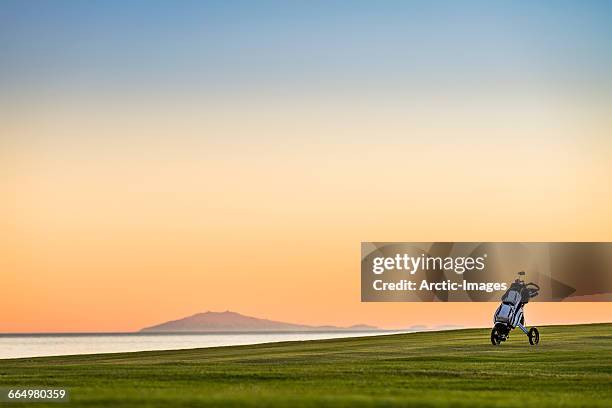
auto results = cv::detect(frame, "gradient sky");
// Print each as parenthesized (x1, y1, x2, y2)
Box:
(2, 1, 611, 332)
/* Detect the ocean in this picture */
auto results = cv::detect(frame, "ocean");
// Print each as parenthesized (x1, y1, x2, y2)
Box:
(0, 331, 402, 359)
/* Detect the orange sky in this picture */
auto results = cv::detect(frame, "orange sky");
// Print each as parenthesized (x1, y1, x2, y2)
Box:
(2, 96, 611, 332)
(4, 0, 612, 334)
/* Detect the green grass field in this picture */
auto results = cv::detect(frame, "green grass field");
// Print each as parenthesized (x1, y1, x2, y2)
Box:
(0, 323, 610, 407)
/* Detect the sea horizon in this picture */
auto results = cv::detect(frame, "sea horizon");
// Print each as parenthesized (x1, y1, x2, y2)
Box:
(0, 330, 412, 360)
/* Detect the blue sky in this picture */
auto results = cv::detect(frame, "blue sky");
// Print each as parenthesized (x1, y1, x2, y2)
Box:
(2, 1, 611, 97)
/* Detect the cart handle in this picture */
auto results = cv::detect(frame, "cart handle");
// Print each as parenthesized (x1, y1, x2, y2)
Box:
(526, 282, 540, 290)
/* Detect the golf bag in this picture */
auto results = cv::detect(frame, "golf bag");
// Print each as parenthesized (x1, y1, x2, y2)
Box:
(491, 271, 540, 345)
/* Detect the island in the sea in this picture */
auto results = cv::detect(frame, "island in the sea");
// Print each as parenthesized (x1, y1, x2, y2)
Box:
(140, 310, 379, 332)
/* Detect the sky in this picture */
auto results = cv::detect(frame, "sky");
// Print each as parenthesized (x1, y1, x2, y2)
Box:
(1, 1, 611, 332)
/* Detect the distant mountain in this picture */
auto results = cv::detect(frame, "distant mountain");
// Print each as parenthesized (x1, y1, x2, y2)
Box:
(140, 311, 378, 333)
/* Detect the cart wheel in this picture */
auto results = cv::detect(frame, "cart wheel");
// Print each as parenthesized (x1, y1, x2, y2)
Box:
(491, 328, 501, 345)
(528, 327, 539, 345)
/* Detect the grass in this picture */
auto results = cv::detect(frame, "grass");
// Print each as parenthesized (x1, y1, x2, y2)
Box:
(0, 323, 610, 407)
